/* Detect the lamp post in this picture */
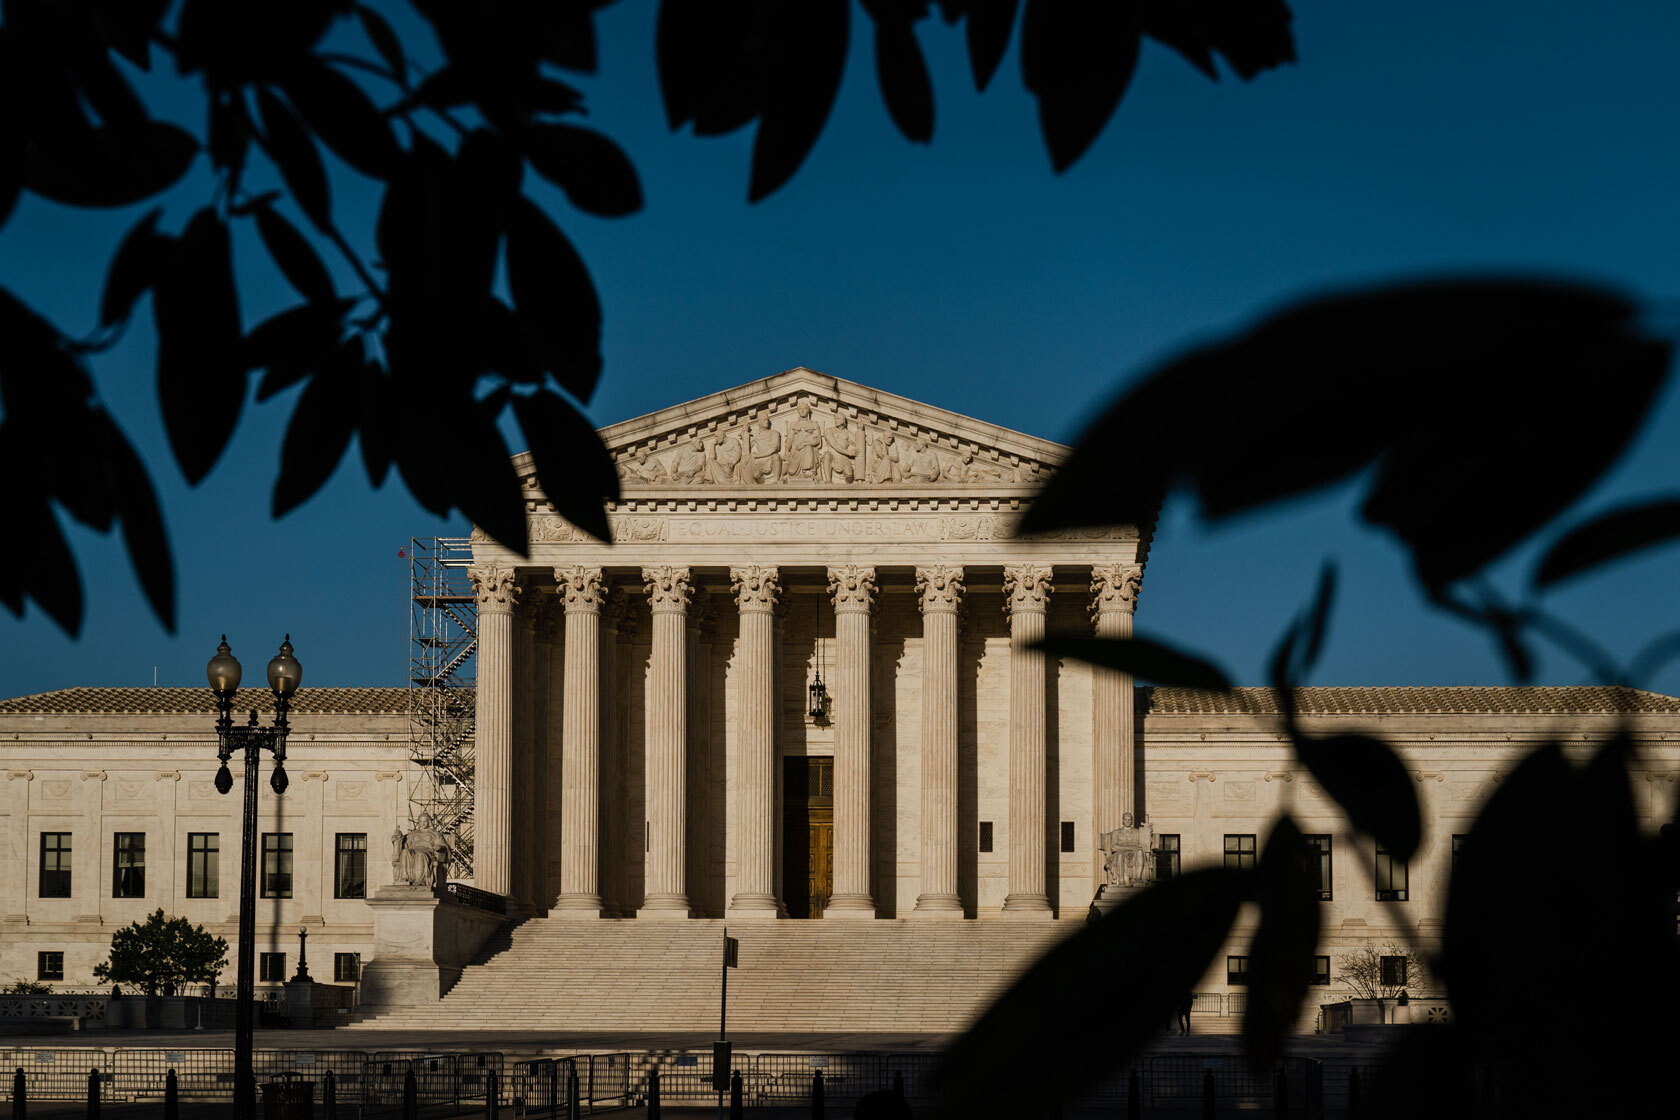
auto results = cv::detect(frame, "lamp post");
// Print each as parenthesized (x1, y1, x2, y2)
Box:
(207, 635, 301, 1120)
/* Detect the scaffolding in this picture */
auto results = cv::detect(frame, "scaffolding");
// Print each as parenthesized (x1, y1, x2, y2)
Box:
(406, 536, 478, 877)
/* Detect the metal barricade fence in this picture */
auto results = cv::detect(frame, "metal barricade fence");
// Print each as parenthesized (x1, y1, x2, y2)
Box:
(511, 1057, 583, 1117)
(880, 1053, 943, 1101)
(1144, 1054, 1322, 1115)
(364, 1051, 507, 1109)
(118, 1048, 235, 1101)
(2, 1048, 114, 1101)
(584, 1052, 631, 1110)
(636, 1051, 715, 1104)
(753, 1052, 889, 1104)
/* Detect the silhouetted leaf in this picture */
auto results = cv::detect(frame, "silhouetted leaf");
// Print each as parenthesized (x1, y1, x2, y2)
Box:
(411, 65, 474, 110)
(173, 0, 337, 86)
(1293, 734, 1419, 861)
(1533, 496, 1680, 589)
(280, 60, 401, 180)
(525, 123, 643, 217)
(477, 297, 543, 384)
(9, 493, 82, 635)
(1244, 816, 1320, 1069)
(1020, 280, 1673, 595)
(864, 2, 935, 143)
(450, 398, 528, 554)
(24, 122, 198, 207)
(656, 1, 759, 135)
(207, 93, 252, 172)
(0, 169, 18, 230)
(254, 205, 335, 303)
(154, 208, 243, 485)
(92, 0, 171, 71)
(1035, 634, 1231, 689)
(1141, 2, 1297, 82)
(937, 869, 1247, 1116)
(512, 389, 619, 542)
(528, 77, 585, 116)
(359, 361, 392, 488)
(247, 300, 353, 401)
(750, 2, 850, 201)
(506, 196, 603, 401)
(255, 86, 331, 230)
(89, 407, 173, 629)
(356, 4, 407, 80)
(100, 207, 164, 327)
(943, 0, 1018, 90)
(1020, 1, 1139, 171)
(273, 359, 358, 516)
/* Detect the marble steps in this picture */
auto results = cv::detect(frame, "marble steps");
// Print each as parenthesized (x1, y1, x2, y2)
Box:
(351, 918, 1076, 1031)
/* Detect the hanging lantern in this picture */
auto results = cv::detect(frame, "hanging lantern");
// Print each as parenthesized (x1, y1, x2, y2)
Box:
(808, 674, 830, 723)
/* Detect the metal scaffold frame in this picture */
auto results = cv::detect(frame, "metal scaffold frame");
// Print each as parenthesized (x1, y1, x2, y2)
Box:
(406, 536, 478, 877)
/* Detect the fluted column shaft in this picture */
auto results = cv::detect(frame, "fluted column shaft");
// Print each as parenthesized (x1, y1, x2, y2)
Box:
(511, 610, 535, 910)
(1003, 565, 1054, 918)
(915, 566, 965, 918)
(640, 567, 692, 917)
(543, 600, 566, 903)
(687, 599, 715, 916)
(470, 565, 520, 899)
(1091, 565, 1143, 851)
(729, 567, 780, 917)
(553, 566, 605, 916)
(826, 566, 877, 918)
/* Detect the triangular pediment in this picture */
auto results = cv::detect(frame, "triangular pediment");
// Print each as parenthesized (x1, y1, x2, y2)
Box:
(517, 367, 1067, 494)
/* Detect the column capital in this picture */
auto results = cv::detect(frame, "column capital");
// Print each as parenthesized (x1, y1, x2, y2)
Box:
(555, 565, 606, 614)
(1003, 564, 1054, 618)
(915, 565, 965, 615)
(1090, 563, 1143, 618)
(470, 564, 522, 613)
(730, 565, 781, 613)
(642, 566, 693, 614)
(828, 565, 877, 614)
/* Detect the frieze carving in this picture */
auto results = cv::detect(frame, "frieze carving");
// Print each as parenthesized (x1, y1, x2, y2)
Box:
(611, 397, 1044, 488)
(531, 516, 670, 543)
(116, 781, 143, 800)
(1090, 564, 1144, 616)
(335, 781, 367, 801)
(1003, 564, 1054, 616)
(188, 780, 218, 800)
(42, 780, 71, 799)
(469, 564, 521, 611)
(556, 566, 607, 613)
(730, 566, 781, 613)
(642, 566, 693, 613)
(827, 565, 878, 613)
(915, 565, 965, 614)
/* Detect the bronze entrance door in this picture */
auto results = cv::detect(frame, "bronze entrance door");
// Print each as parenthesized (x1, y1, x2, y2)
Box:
(782, 757, 833, 918)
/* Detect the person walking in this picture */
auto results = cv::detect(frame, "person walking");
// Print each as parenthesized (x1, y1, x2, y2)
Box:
(1177, 991, 1194, 1036)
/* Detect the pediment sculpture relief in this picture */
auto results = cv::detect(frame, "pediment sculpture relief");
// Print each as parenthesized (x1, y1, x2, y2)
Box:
(612, 399, 1044, 487)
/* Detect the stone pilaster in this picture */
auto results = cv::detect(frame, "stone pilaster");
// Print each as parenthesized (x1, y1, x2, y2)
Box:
(540, 596, 566, 904)
(1002, 564, 1054, 919)
(552, 566, 605, 917)
(640, 566, 693, 918)
(826, 565, 877, 919)
(469, 563, 521, 900)
(914, 565, 965, 918)
(728, 566, 780, 919)
(1090, 564, 1143, 852)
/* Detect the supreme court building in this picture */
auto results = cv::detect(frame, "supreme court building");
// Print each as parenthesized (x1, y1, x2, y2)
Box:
(4, 366, 1678, 1032)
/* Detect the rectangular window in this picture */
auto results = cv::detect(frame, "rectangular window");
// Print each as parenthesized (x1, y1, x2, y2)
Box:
(335, 833, 367, 899)
(1451, 834, 1467, 877)
(1223, 834, 1257, 872)
(1059, 821, 1076, 854)
(1375, 842, 1409, 901)
(39, 833, 72, 898)
(187, 833, 219, 899)
(261, 833, 293, 898)
(113, 832, 146, 898)
(1156, 835, 1181, 881)
(334, 953, 361, 983)
(1311, 955, 1331, 986)
(978, 821, 993, 853)
(37, 951, 63, 981)
(259, 953, 286, 982)
(1226, 955, 1249, 986)
(1302, 834, 1333, 901)
(1380, 955, 1408, 988)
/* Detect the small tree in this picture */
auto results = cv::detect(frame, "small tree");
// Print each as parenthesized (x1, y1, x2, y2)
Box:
(5, 978, 51, 995)
(93, 909, 227, 997)
(1336, 943, 1433, 1000)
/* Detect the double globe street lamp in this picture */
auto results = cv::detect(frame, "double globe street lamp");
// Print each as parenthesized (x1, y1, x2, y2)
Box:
(206, 635, 302, 1119)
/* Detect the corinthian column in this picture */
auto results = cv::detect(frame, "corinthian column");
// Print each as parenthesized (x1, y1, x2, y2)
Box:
(470, 563, 521, 899)
(826, 565, 877, 919)
(541, 596, 566, 904)
(640, 566, 692, 918)
(553, 566, 605, 917)
(728, 566, 780, 919)
(1003, 564, 1054, 919)
(1091, 565, 1143, 855)
(914, 565, 965, 919)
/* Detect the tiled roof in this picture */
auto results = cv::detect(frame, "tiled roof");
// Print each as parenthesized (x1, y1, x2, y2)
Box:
(0, 687, 416, 715)
(1141, 686, 1680, 716)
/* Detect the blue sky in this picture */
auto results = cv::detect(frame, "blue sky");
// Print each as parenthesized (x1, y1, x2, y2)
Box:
(2, 1, 1678, 695)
